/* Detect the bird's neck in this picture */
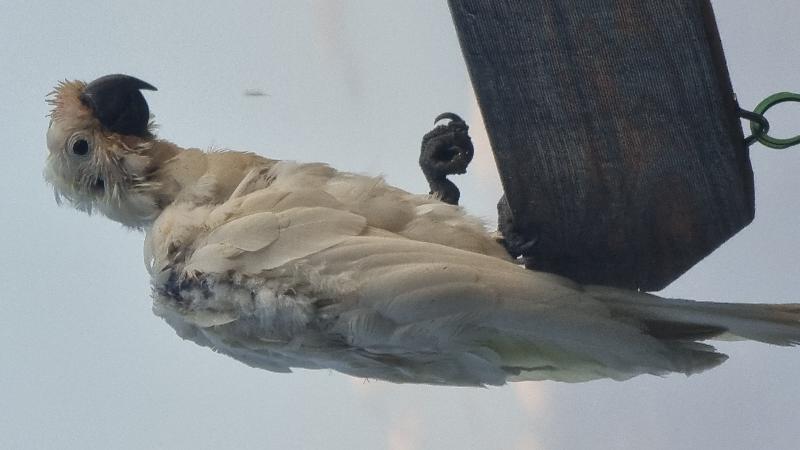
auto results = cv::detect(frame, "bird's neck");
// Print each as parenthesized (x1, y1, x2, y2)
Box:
(124, 141, 277, 227)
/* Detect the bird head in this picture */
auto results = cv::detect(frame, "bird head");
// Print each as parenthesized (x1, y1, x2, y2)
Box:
(45, 74, 167, 228)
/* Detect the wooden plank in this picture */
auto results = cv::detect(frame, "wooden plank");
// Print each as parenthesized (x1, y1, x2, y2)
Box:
(448, 0, 754, 290)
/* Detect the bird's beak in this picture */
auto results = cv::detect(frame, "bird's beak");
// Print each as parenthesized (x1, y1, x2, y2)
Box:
(79, 74, 157, 137)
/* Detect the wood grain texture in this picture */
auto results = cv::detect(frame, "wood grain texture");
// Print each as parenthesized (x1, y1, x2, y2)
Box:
(448, 0, 754, 290)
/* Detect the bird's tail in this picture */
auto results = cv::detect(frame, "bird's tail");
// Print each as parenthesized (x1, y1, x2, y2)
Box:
(494, 288, 800, 383)
(587, 286, 800, 346)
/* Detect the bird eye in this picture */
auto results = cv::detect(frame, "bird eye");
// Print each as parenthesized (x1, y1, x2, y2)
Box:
(67, 134, 92, 157)
(72, 139, 89, 156)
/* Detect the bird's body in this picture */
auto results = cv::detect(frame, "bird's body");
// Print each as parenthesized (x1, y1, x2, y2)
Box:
(45, 75, 800, 385)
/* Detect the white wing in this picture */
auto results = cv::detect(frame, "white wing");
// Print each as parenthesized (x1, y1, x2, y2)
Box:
(186, 207, 367, 275)
(143, 162, 798, 385)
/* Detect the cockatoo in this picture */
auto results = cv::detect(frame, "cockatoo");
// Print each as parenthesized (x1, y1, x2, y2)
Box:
(44, 74, 800, 386)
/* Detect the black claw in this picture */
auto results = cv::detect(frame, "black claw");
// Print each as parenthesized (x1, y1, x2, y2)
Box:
(80, 74, 157, 137)
(419, 112, 474, 205)
(433, 112, 465, 125)
(497, 195, 538, 262)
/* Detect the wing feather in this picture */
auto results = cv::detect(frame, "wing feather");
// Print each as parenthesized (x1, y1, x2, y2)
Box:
(185, 206, 367, 275)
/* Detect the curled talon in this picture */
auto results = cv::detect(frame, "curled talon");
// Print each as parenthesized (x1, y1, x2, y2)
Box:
(433, 112, 466, 125)
(419, 112, 474, 205)
(497, 195, 538, 260)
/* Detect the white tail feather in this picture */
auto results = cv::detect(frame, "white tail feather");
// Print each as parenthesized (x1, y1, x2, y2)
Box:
(587, 286, 800, 346)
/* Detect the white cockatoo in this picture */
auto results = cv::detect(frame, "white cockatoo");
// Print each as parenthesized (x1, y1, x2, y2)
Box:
(44, 74, 800, 386)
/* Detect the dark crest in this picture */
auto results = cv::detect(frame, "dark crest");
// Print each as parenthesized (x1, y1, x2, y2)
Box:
(80, 74, 157, 137)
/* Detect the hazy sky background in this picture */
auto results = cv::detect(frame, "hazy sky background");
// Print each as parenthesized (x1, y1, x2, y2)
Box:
(1, 1, 799, 449)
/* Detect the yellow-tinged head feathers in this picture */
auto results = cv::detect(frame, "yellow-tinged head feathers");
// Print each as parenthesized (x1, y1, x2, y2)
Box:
(47, 80, 96, 129)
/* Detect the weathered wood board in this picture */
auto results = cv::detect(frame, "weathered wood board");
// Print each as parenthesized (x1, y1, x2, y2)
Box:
(448, 0, 754, 290)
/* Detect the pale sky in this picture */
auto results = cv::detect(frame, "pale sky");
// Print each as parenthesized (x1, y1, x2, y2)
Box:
(1, 1, 799, 449)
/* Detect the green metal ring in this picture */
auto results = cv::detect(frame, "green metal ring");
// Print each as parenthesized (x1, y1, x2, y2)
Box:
(750, 92, 800, 149)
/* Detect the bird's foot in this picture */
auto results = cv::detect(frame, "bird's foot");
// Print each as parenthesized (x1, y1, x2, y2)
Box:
(497, 195, 539, 261)
(419, 112, 474, 205)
